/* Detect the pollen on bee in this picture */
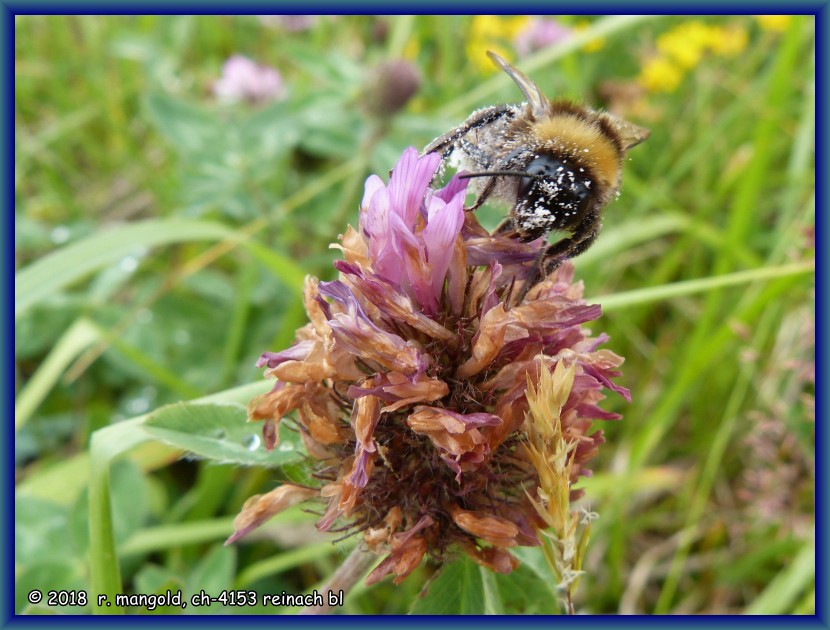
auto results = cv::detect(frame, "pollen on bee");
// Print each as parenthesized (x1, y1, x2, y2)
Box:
(533, 114, 622, 189)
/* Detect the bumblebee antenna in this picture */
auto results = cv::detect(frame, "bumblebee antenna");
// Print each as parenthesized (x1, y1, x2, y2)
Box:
(459, 171, 536, 180)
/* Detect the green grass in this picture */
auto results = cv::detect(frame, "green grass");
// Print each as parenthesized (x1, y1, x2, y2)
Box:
(15, 15, 815, 615)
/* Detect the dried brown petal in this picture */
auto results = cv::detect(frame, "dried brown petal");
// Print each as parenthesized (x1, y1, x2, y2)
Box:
(456, 304, 510, 379)
(451, 507, 520, 547)
(457, 540, 519, 574)
(365, 515, 434, 586)
(331, 225, 370, 267)
(226, 485, 318, 544)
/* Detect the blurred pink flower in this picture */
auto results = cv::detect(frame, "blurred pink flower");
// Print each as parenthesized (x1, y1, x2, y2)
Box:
(213, 55, 284, 105)
(515, 17, 574, 56)
(257, 15, 317, 32)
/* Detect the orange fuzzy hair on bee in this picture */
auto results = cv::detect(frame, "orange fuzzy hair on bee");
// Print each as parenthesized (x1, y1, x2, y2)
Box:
(531, 110, 624, 197)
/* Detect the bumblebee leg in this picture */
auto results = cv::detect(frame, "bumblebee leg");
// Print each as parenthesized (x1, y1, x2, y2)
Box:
(517, 221, 600, 301)
(468, 177, 498, 211)
(459, 138, 495, 170)
(540, 227, 599, 276)
(493, 216, 516, 235)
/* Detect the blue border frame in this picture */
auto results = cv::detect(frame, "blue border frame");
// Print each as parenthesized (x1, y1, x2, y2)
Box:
(6, 5, 826, 626)
(815, 2, 826, 626)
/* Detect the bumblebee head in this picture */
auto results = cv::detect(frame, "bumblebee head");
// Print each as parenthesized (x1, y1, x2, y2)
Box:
(515, 153, 594, 231)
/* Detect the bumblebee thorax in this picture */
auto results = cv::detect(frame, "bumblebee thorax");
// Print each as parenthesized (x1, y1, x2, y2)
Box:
(530, 111, 623, 193)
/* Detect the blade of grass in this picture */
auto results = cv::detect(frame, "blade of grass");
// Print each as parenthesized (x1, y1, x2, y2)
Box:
(220, 263, 256, 385)
(14, 317, 100, 430)
(15, 217, 309, 320)
(120, 518, 234, 557)
(15, 103, 99, 187)
(654, 301, 779, 612)
(89, 417, 153, 614)
(745, 543, 815, 614)
(16, 218, 231, 319)
(88, 380, 270, 613)
(99, 328, 202, 399)
(717, 18, 805, 272)
(599, 260, 813, 311)
(576, 213, 689, 267)
(235, 542, 339, 588)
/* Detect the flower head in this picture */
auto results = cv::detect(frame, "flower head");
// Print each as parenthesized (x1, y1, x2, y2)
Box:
(515, 18, 574, 57)
(755, 15, 792, 33)
(257, 15, 317, 32)
(466, 16, 531, 73)
(213, 55, 284, 105)
(363, 59, 422, 119)
(231, 147, 629, 586)
(639, 20, 750, 93)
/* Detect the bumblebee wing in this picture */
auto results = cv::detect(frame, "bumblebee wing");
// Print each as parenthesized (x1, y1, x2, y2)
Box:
(601, 112, 650, 151)
(423, 104, 515, 157)
(487, 51, 547, 118)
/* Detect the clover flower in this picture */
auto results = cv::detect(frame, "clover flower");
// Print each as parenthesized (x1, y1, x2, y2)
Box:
(257, 15, 317, 32)
(229, 147, 629, 587)
(213, 55, 284, 105)
(514, 17, 574, 57)
(363, 60, 422, 119)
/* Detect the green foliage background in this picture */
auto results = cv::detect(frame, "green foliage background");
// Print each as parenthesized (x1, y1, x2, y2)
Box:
(15, 15, 814, 614)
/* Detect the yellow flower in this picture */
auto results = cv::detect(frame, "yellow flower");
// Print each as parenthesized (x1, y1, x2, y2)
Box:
(657, 35, 703, 69)
(574, 19, 605, 53)
(403, 37, 420, 61)
(680, 21, 717, 49)
(638, 56, 683, 93)
(467, 15, 530, 73)
(640, 19, 751, 93)
(756, 15, 792, 32)
(656, 21, 711, 69)
(708, 26, 749, 56)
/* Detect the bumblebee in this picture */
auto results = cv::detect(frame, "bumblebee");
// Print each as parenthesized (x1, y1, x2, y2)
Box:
(424, 51, 649, 288)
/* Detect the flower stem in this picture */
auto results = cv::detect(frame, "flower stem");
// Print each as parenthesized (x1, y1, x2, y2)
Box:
(300, 546, 378, 615)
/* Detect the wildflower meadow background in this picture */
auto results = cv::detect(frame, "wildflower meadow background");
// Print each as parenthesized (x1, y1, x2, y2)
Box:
(15, 15, 815, 615)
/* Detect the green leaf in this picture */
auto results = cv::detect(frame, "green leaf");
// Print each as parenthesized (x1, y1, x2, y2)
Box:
(15, 560, 88, 614)
(121, 518, 235, 557)
(240, 100, 302, 159)
(132, 566, 186, 615)
(186, 544, 237, 602)
(235, 541, 338, 589)
(497, 548, 562, 614)
(144, 93, 223, 155)
(410, 556, 486, 615)
(109, 459, 151, 544)
(134, 565, 183, 596)
(15, 496, 74, 567)
(143, 402, 304, 468)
